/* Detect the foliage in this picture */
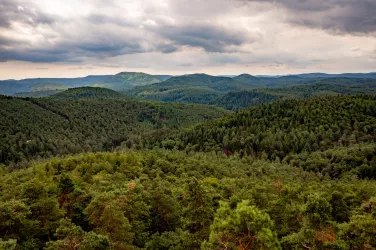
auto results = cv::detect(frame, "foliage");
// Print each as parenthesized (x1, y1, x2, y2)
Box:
(203, 200, 281, 249)
(91, 72, 162, 91)
(1, 84, 376, 250)
(0, 95, 228, 165)
(50, 87, 127, 99)
(125, 74, 254, 104)
(0, 75, 109, 95)
(0, 150, 375, 249)
(160, 95, 376, 178)
(216, 83, 376, 110)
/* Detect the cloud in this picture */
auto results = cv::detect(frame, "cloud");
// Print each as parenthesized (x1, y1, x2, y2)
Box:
(0, 48, 71, 63)
(0, 0, 55, 27)
(241, 0, 376, 35)
(0, 0, 255, 63)
(155, 23, 253, 52)
(0, 0, 375, 78)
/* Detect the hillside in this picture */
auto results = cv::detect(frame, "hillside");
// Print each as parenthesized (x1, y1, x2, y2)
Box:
(234, 75, 376, 89)
(50, 87, 126, 99)
(216, 83, 376, 110)
(1, 149, 375, 249)
(125, 74, 253, 104)
(1, 93, 376, 249)
(297, 72, 376, 79)
(234, 74, 313, 88)
(30, 83, 68, 92)
(154, 75, 173, 81)
(91, 72, 162, 91)
(125, 74, 376, 106)
(0, 95, 228, 165)
(13, 90, 64, 98)
(159, 95, 376, 178)
(233, 74, 268, 88)
(0, 75, 110, 95)
(12, 83, 69, 98)
(215, 90, 281, 110)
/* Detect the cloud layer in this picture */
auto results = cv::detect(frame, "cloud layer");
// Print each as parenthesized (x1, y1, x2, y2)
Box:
(253, 0, 376, 35)
(0, 0, 375, 78)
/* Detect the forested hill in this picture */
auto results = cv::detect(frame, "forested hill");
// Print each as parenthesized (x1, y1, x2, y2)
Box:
(0, 75, 110, 95)
(234, 75, 376, 89)
(233, 74, 269, 89)
(1, 94, 376, 249)
(2, 149, 376, 249)
(50, 87, 127, 99)
(91, 72, 162, 91)
(125, 74, 253, 104)
(0, 95, 228, 165)
(216, 83, 376, 110)
(160, 95, 376, 177)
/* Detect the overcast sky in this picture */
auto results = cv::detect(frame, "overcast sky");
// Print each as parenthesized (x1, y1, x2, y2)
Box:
(0, 0, 375, 79)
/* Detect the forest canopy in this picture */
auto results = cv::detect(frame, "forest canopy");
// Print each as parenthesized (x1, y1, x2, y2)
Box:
(0, 92, 375, 249)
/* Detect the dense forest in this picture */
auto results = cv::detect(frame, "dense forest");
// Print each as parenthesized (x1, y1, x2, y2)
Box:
(1, 150, 376, 249)
(125, 74, 254, 104)
(0, 94, 228, 166)
(50, 87, 128, 99)
(91, 72, 163, 91)
(1, 83, 376, 249)
(157, 95, 376, 178)
(216, 83, 376, 110)
(0, 75, 110, 96)
(126, 74, 376, 106)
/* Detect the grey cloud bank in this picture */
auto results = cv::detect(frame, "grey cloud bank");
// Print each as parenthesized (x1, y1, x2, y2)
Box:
(0, 0, 375, 79)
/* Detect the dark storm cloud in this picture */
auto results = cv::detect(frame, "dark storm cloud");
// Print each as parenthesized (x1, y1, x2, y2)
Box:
(0, 48, 71, 63)
(242, 0, 376, 35)
(0, 5, 251, 63)
(156, 43, 179, 54)
(156, 24, 251, 52)
(0, 0, 55, 27)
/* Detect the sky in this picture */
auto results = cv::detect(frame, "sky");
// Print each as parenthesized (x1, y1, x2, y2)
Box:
(0, 0, 375, 80)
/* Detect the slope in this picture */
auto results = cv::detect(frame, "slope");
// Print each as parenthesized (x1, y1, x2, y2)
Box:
(1, 149, 376, 249)
(0, 95, 228, 165)
(91, 72, 162, 91)
(0, 75, 110, 95)
(216, 83, 376, 110)
(125, 74, 254, 104)
(159, 95, 376, 177)
(50, 87, 127, 99)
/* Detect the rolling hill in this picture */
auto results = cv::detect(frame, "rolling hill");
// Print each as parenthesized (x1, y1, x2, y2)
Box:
(0, 95, 228, 165)
(50, 87, 127, 99)
(154, 75, 173, 81)
(91, 72, 162, 91)
(13, 90, 64, 98)
(160, 94, 376, 178)
(13, 83, 69, 97)
(1, 91, 376, 250)
(296, 72, 376, 79)
(233, 74, 266, 88)
(0, 75, 110, 95)
(125, 74, 254, 104)
(215, 83, 376, 110)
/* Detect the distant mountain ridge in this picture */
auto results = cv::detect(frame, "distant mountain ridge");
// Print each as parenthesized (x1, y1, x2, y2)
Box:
(0, 75, 110, 95)
(215, 82, 376, 110)
(2, 71, 376, 96)
(125, 73, 254, 104)
(296, 72, 376, 79)
(90, 72, 162, 91)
